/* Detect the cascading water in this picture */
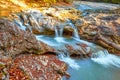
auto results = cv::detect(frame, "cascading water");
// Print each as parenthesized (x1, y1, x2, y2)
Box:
(58, 52, 80, 70)
(15, 14, 120, 69)
(54, 23, 67, 43)
(75, 38, 120, 68)
(13, 7, 120, 80)
(91, 50, 120, 68)
(14, 19, 26, 31)
(55, 23, 64, 37)
(66, 19, 80, 39)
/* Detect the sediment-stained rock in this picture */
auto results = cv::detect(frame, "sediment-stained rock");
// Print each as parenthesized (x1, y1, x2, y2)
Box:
(0, 18, 54, 57)
(11, 8, 81, 36)
(0, 18, 56, 79)
(9, 65, 30, 80)
(0, 18, 66, 79)
(65, 43, 91, 58)
(77, 13, 120, 54)
(12, 54, 68, 80)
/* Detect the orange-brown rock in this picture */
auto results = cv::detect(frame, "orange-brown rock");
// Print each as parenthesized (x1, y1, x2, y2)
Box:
(78, 13, 120, 54)
(12, 53, 68, 80)
(0, 18, 54, 57)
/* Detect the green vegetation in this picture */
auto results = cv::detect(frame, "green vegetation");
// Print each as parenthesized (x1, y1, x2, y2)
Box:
(81, 0, 120, 4)
(103, 0, 120, 4)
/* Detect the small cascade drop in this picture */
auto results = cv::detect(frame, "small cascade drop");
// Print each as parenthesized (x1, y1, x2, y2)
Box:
(66, 19, 80, 39)
(73, 38, 120, 68)
(14, 19, 26, 31)
(91, 50, 109, 58)
(58, 52, 80, 70)
(91, 50, 120, 68)
(54, 24, 64, 37)
(36, 35, 81, 69)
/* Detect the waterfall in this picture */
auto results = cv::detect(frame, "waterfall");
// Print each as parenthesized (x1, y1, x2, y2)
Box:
(54, 19, 80, 39)
(66, 19, 80, 39)
(91, 50, 109, 58)
(36, 35, 81, 70)
(74, 38, 120, 68)
(55, 24, 64, 37)
(91, 50, 120, 68)
(14, 20, 26, 31)
(14, 10, 120, 69)
(58, 52, 80, 70)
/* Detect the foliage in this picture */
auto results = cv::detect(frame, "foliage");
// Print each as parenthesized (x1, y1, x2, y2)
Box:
(103, 0, 120, 4)
(82, 0, 120, 4)
(24, 0, 73, 7)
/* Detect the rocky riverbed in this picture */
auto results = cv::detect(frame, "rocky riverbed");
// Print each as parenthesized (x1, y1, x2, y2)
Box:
(0, 0, 120, 80)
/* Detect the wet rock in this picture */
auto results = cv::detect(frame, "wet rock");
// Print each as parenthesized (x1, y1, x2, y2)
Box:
(65, 43, 91, 58)
(0, 18, 66, 80)
(12, 54, 68, 80)
(74, 19, 84, 27)
(12, 8, 81, 37)
(78, 13, 120, 54)
(0, 18, 54, 57)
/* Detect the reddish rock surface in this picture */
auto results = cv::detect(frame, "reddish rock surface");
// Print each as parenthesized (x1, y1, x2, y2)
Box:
(0, 53, 68, 80)
(77, 13, 120, 54)
(9, 65, 30, 80)
(12, 54, 68, 80)
(65, 43, 91, 58)
(0, 18, 63, 80)
(0, 18, 54, 57)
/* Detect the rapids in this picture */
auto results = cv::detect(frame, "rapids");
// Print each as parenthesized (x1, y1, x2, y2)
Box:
(14, 5, 120, 80)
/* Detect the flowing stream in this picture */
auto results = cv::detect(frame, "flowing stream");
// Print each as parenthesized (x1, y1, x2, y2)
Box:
(36, 20, 120, 80)
(15, 8, 120, 80)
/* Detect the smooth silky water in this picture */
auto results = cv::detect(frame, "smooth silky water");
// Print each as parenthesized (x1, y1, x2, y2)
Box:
(36, 20, 120, 80)
(35, 35, 120, 80)
(15, 12, 120, 80)
(63, 58, 120, 80)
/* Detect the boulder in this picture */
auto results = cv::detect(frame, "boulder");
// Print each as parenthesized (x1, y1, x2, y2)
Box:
(11, 53, 69, 80)
(77, 13, 120, 54)
(11, 8, 81, 37)
(0, 18, 54, 57)
(0, 18, 67, 80)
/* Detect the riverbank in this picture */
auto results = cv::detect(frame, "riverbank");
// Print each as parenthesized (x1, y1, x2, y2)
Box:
(74, 1, 120, 10)
(0, 0, 120, 80)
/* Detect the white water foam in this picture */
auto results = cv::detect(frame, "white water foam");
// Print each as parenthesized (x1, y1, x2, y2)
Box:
(91, 50, 120, 68)
(54, 37, 68, 43)
(67, 19, 80, 39)
(59, 53, 80, 70)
